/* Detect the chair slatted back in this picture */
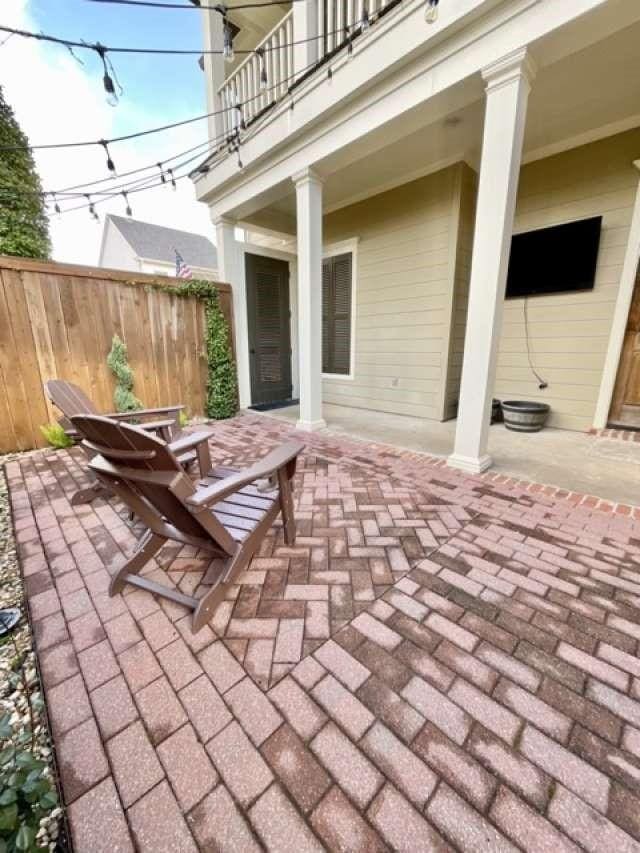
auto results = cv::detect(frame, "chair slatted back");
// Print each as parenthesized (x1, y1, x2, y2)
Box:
(71, 415, 210, 540)
(45, 380, 98, 419)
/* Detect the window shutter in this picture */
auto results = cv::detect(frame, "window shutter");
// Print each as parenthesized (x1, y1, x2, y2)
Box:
(322, 252, 352, 375)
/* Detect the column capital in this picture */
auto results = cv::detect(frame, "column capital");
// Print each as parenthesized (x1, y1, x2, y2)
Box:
(481, 48, 536, 93)
(212, 213, 236, 228)
(292, 167, 324, 188)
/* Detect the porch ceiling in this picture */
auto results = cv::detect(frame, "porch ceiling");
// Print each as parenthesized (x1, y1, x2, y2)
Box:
(241, 17, 640, 231)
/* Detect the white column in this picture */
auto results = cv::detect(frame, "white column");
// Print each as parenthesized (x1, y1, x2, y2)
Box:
(202, 9, 225, 144)
(293, 0, 319, 80)
(448, 48, 536, 474)
(214, 215, 251, 409)
(293, 168, 326, 431)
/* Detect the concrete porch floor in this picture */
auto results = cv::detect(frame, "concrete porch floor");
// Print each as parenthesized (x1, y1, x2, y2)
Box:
(261, 403, 640, 507)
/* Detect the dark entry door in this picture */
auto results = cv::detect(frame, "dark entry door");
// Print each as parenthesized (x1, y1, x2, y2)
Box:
(246, 253, 292, 406)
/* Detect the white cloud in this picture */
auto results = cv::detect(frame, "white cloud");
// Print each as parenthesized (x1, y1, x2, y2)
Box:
(0, 0, 214, 265)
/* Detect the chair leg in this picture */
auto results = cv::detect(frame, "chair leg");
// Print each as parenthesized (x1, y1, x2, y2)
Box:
(196, 439, 212, 478)
(109, 531, 165, 596)
(278, 468, 296, 546)
(192, 548, 252, 633)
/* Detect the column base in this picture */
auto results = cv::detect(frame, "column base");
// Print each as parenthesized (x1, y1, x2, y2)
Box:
(447, 452, 493, 475)
(295, 418, 327, 432)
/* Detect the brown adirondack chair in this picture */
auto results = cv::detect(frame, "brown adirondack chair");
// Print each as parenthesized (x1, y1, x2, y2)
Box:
(45, 379, 212, 505)
(71, 415, 303, 632)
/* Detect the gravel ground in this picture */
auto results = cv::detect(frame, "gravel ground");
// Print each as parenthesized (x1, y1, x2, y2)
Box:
(1, 454, 63, 850)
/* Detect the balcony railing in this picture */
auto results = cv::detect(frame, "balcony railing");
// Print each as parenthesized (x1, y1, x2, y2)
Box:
(218, 10, 294, 139)
(216, 0, 400, 143)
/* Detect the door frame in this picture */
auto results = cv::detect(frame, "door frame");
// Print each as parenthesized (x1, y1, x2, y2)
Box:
(608, 263, 640, 425)
(245, 250, 294, 406)
(593, 161, 640, 429)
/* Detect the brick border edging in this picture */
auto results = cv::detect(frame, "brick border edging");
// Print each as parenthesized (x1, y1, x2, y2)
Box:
(589, 426, 640, 443)
(246, 411, 640, 520)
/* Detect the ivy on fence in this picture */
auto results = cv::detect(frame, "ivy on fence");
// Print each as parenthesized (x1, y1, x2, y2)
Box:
(148, 279, 238, 420)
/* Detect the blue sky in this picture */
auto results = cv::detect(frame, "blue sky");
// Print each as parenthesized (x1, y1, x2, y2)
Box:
(1, 0, 215, 263)
(29, 0, 208, 132)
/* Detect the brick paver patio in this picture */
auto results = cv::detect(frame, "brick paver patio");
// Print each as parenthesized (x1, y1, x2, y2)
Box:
(8, 413, 640, 851)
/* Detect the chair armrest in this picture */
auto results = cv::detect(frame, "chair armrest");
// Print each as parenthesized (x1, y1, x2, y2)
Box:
(106, 405, 184, 421)
(138, 419, 177, 432)
(168, 430, 212, 456)
(186, 441, 303, 509)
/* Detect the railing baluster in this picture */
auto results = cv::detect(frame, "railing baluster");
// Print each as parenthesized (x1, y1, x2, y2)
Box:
(287, 15, 294, 87)
(327, 0, 336, 53)
(318, 0, 325, 60)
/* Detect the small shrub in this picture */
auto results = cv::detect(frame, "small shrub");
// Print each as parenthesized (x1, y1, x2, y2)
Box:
(39, 423, 72, 449)
(107, 334, 142, 413)
(178, 410, 189, 428)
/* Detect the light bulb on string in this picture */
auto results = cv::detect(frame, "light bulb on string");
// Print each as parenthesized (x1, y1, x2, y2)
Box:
(95, 43, 120, 106)
(50, 193, 61, 215)
(257, 49, 268, 90)
(361, 6, 370, 33)
(234, 101, 245, 132)
(167, 168, 177, 190)
(84, 194, 100, 222)
(157, 163, 166, 183)
(121, 191, 132, 217)
(425, 0, 439, 24)
(222, 14, 234, 63)
(346, 30, 353, 60)
(100, 140, 116, 175)
(327, 65, 333, 84)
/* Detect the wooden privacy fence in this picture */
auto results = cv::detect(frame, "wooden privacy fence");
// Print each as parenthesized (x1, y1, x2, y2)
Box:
(0, 255, 234, 454)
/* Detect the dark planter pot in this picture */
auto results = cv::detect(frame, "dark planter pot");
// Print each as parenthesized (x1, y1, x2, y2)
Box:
(501, 400, 550, 432)
(491, 399, 502, 424)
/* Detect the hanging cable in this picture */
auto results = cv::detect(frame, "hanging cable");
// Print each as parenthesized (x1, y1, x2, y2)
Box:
(523, 297, 548, 390)
(87, 0, 310, 10)
(0, 27, 345, 153)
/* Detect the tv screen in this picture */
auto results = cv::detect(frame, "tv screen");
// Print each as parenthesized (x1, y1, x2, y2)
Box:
(505, 216, 602, 299)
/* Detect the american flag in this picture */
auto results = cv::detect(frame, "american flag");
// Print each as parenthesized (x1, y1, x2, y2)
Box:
(175, 248, 192, 280)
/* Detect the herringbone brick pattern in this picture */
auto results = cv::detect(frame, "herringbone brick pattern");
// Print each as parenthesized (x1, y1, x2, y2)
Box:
(8, 413, 640, 852)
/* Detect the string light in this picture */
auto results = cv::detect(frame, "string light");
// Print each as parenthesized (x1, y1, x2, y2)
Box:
(222, 11, 235, 63)
(257, 48, 268, 90)
(84, 194, 100, 221)
(100, 140, 117, 175)
(327, 65, 332, 83)
(167, 168, 177, 190)
(95, 43, 120, 105)
(121, 191, 132, 216)
(157, 162, 166, 183)
(50, 193, 61, 215)
(425, 0, 439, 24)
(361, 5, 370, 33)
(347, 30, 353, 60)
(234, 103, 246, 131)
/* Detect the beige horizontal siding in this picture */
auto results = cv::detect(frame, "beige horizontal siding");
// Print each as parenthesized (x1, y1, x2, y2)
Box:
(322, 166, 460, 420)
(495, 128, 640, 431)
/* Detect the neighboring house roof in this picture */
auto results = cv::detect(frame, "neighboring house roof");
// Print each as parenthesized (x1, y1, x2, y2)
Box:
(106, 214, 218, 269)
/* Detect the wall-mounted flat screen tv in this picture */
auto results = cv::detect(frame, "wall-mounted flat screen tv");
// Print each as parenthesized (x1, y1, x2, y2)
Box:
(505, 216, 602, 299)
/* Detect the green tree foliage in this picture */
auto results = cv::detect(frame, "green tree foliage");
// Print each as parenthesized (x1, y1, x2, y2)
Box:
(107, 334, 142, 412)
(0, 86, 51, 259)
